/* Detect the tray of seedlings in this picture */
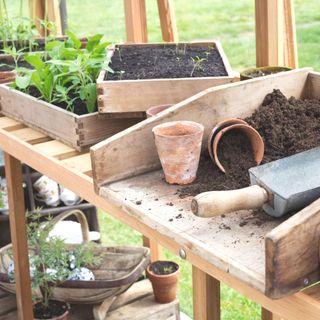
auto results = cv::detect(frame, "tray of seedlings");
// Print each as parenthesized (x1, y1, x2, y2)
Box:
(97, 41, 239, 118)
(91, 68, 320, 299)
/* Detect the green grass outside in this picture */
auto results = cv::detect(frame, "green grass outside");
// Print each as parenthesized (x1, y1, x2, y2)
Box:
(6, 1, 320, 318)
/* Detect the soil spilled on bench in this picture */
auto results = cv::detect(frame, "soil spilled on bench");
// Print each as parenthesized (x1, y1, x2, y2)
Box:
(106, 44, 227, 80)
(178, 89, 320, 198)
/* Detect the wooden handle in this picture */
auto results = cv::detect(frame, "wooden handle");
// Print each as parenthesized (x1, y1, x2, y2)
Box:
(191, 185, 269, 218)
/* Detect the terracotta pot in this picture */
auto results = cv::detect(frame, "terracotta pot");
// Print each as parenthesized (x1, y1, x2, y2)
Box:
(207, 118, 247, 162)
(212, 123, 264, 173)
(240, 66, 292, 80)
(146, 261, 180, 303)
(0, 71, 15, 84)
(146, 104, 173, 118)
(33, 300, 69, 320)
(152, 121, 204, 184)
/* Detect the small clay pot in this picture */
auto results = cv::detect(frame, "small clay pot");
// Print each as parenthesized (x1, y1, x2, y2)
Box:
(207, 118, 247, 162)
(146, 104, 173, 118)
(152, 121, 204, 185)
(33, 300, 69, 320)
(240, 66, 292, 80)
(212, 123, 264, 173)
(146, 261, 180, 303)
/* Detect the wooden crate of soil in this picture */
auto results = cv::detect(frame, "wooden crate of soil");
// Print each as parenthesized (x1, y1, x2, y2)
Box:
(97, 41, 238, 118)
(91, 68, 320, 299)
(0, 85, 139, 151)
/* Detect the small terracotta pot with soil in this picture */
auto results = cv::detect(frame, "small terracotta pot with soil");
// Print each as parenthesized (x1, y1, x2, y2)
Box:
(240, 66, 292, 80)
(152, 121, 204, 185)
(146, 261, 180, 303)
(33, 300, 69, 320)
(146, 104, 173, 118)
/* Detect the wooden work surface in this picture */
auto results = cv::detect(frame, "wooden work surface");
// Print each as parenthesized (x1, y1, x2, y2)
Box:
(1, 115, 320, 319)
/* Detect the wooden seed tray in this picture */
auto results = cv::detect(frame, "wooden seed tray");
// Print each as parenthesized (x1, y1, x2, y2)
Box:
(91, 68, 320, 299)
(97, 41, 239, 118)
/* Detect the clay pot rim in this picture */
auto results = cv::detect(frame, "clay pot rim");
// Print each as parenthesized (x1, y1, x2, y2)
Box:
(152, 120, 204, 138)
(147, 261, 180, 278)
(213, 123, 264, 173)
(146, 104, 174, 117)
(240, 66, 292, 80)
(208, 118, 248, 161)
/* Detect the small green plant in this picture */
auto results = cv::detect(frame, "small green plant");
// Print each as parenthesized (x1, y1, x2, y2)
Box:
(163, 265, 175, 274)
(190, 55, 206, 77)
(14, 32, 113, 113)
(2, 45, 26, 69)
(26, 212, 101, 309)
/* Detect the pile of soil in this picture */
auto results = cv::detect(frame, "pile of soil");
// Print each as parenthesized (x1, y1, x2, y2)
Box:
(106, 44, 227, 81)
(0, 59, 31, 71)
(33, 300, 68, 319)
(178, 89, 320, 198)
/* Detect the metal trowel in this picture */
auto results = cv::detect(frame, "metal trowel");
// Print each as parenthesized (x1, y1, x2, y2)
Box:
(191, 147, 320, 218)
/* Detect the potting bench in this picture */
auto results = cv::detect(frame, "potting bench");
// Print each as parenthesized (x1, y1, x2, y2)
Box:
(1, 107, 320, 320)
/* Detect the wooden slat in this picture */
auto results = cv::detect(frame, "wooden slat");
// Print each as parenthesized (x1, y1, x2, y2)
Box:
(157, 0, 178, 42)
(46, 0, 62, 35)
(10, 127, 50, 144)
(0, 117, 24, 131)
(92, 68, 310, 188)
(4, 154, 33, 320)
(33, 140, 79, 159)
(28, 0, 44, 36)
(124, 0, 148, 43)
(62, 153, 92, 175)
(265, 197, 320, 298)
(192, 267, 220, 320)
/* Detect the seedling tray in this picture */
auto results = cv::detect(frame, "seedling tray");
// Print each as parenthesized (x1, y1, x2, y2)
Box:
(97, 41, 238, 118)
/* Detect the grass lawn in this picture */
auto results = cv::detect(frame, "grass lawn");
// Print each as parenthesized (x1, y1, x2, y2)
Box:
(7, 1, 320, 318)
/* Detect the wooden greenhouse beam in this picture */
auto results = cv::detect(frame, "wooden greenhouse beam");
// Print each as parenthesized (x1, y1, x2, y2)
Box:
(28, 0, 62, 36)
(157, 0, 178, 42)
(124, 0, 148, 43)
(255, 0, 297, 68)
(4, 154, 33, 320)
(262, 308, 285, 320)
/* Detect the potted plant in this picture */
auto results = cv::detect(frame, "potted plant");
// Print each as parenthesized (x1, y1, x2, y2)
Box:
(0, 32, 139, 150)
(146, 260, 180, 303)
(20, 212, 99, 319)
(96, 41, 238, 118)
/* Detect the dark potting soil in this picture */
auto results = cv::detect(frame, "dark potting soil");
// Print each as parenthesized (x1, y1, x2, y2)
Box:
(0, 59, 32, 71)
(105, 44, 227, 81)
(150, 261, 179, 275)
(177, 89, 320, 199)
(33, 300, 68, 319)
(28, 86, 93, 115)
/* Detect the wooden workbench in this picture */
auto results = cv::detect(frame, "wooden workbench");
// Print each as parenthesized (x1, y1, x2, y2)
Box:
(0, 115, 320, 320)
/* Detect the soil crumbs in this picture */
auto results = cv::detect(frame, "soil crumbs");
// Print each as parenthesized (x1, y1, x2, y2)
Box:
(106, 44, 227, 80)
(178, 89, 320, 201)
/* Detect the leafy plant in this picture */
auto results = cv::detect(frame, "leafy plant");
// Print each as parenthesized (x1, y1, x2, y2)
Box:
(14, 32, 113, 113)
(26, 212, 101, 309)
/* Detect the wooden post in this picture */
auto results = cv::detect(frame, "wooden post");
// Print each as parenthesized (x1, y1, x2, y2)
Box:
(28, 0, 62, 36)
(123, 0, 148, 43)
(4, 154, 33, 320)
(262, 308, 285, 320)
(142, 236, 163, 261)
(192, 266, 220, 320)
(157, 0, 178, 42)
(255, 0, 297, 68)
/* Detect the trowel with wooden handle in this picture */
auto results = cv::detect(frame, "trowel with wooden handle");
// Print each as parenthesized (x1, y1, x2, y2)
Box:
(191, 147, 320, 218)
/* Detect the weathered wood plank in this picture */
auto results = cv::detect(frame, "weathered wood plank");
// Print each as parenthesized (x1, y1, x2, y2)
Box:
(265, 197, 320, 298)
(92, 68, 311, 188)
(0, 117, 24, 131)
(33, 140, 80, 160)
(10, 127, 51, 144)
(62, 153, 92, 175)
